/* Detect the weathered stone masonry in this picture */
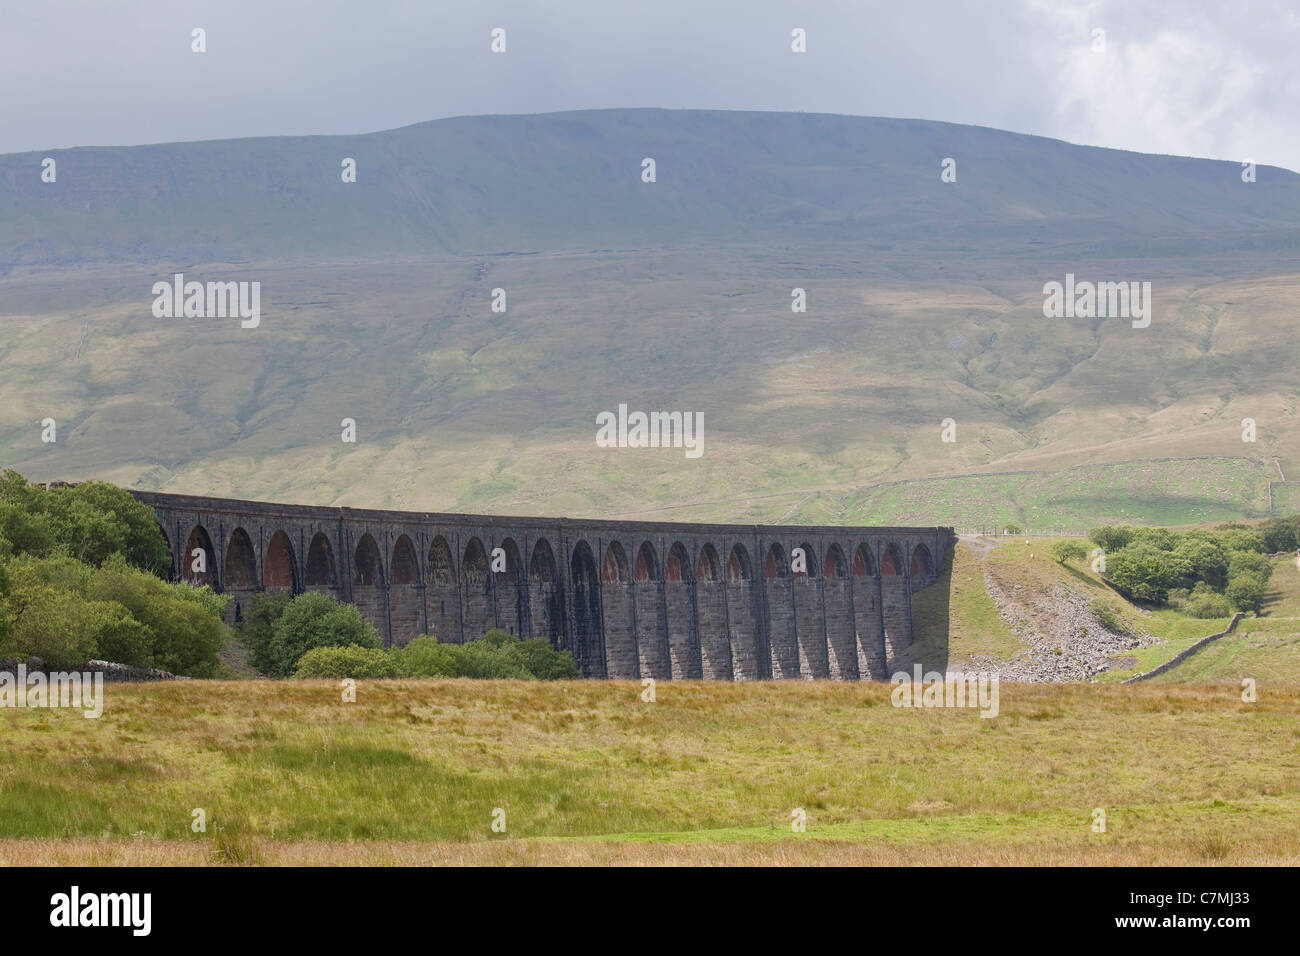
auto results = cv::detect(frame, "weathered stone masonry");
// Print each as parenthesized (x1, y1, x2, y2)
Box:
(136, 490, 954, 680)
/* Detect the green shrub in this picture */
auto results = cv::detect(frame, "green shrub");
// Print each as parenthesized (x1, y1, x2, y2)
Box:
(1225, 572, 1268, 614)
(391, 635, 463, 677)
(237, 591, 292, 675)
(1089, 525, 1137, 553)
(1184, 584, 1232, 619)
(267, 592, 381, 677)
(293, 644, 400, 679)
(1104, 542, 1177, 603)
(1087, 598, 1126, 633)
(1051, 540, 1088, 564)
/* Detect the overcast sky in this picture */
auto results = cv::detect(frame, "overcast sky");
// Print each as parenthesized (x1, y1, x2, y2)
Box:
(4, 0, 1297, 171)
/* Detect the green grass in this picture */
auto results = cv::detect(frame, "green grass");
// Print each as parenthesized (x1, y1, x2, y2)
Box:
(0, 679, 1296, 864)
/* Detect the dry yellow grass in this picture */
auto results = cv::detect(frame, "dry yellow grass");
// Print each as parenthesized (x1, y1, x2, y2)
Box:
(2, 678, 1298, 865)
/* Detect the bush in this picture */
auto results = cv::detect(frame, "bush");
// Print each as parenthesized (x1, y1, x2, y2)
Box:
(1184, 583, 1232, 619)
(267, 592, 381, 677)
(1087, 598, 1126, 633)
(1227, 551, 1273, 583)
(1104, 542, 1176, 603)
(237, 591, 292, 675)
(1259, 515, 1300, 553)
(1089, 525, 1137, 554)
(391, 630, 579, 680)
(1225, 572, 1268, 614)
(293, 644, 400, 679)
(1001, 523, 1022, 535)
(1051, 540, 1088, 564)
(392, 635, 463, 677)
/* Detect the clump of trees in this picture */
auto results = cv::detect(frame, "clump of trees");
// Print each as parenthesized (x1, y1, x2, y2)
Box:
(0, 470, 227, 674)
(240, 591, 579, 679)
(1067, 521, 1284, 615)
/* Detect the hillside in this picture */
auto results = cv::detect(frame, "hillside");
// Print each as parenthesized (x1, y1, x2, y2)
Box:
(3, 109, 1300, 525)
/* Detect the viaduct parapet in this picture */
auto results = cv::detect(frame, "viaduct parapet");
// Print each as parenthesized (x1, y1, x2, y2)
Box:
(135, 490, 954, 681)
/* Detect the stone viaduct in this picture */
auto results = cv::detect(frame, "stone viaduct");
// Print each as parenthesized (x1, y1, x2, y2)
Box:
(135, 491, 954, 681)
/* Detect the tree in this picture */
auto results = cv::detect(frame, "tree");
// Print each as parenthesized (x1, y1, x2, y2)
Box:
(1051, 540, 1088, 564)
(1089, 525, 1137, 553)
(268, 592, 381, 677)
(1225, 572, 1268, 615)
(1104, 542, 1177, 603)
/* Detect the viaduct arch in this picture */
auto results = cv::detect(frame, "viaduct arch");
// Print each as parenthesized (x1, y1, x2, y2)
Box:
(137, 491, 954, 681)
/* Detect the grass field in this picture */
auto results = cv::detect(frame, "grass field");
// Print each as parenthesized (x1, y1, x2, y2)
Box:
(1, 679, 1297, 865)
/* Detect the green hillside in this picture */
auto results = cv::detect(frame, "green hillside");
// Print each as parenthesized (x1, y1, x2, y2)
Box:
(2, 110, 1300, 526)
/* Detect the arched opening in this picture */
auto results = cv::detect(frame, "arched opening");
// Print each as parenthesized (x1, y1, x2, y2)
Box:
(665, 542, 689, 582)
(824, 544, 846, 579)
(224, 528, 257, 589)
(428, 536, 454, 585)
(305, 533, 337, 587)
(634, 541, 659, 582)
(461, 537, 491, 641)
(602, 541, 628, 584)
(664, 542, 699, 678)
(881, 543, 903, 576)
(354, 533, 384, 586)
(695, 543, 730, 680)
(570, 540, 605, 677)
(530, 538, 564, 648)
(496, 538, 526, 636)
(724, 543, 762, 679)
(696, 544, 721, 583)
(852, 543, 875, 577)
(157, 524, 175, 581)
(910, 543, 933, 577)
(183, 525, 217, 588)
(426, 535, 457, 641)
(263, 530, 296, 589)
(391, 535, 418, 585)
(726, 543, 751, 582)
(764, 543, 789, 579)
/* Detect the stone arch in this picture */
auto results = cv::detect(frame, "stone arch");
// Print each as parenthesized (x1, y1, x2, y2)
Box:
(822, 543, 857, 680)
(695, 544, 732, 680)
(391, 535, 418, 585)
(664, 542, 700, 678)
(879, 541, 909, 673)
(461, 537, 491, 641)
(224, 528, 257, 589)
(792, 541, 828, 678)
(726, 543, 752, 582)
(157, 524, 175, 581)
(910, 543, 933, 577)
(426, 535, 458, 641)
(183, 525, 217, 588)
(697, 544, 721, 582)
(569, 540, 605, 677)
(852, 542, 875, 577)
(263, 530, 296, 589)
(529, 538, 564, 648)
(764, 542, 789, 579)
(305, 532, 336, 587)
(600, 540, 636, 677)
(631, 541, 668, 677)
(353, 533, 384, 586)
(634, 541, 659, 582)
(495, 537, 527, 637)
(764, 542, 798, 677)
(602, 541, 629, 584)
(725, 543, 763, 680)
